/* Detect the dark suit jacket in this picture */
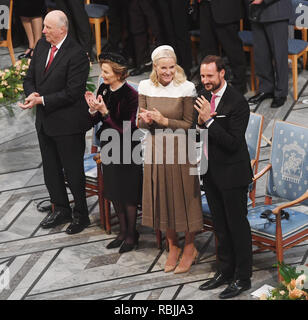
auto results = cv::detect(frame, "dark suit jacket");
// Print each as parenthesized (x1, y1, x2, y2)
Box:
(247, 0, 292, 22)
(23, 36, 92, 136)
(201, 85, 253, 189)
(201, 0, 245, 24)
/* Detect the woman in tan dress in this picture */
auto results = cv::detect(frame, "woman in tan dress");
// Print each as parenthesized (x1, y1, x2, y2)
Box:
(138, 45, 203, 274)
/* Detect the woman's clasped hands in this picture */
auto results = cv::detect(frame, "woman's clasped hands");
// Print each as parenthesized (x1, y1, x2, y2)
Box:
(138, 107, 168, 127)
(84, 91, 109, 116)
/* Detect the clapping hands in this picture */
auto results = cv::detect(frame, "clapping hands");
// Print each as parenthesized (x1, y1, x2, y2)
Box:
(194, 95, 217, 126)
(84, 91, 108, 115)
(138, 107, 168, 126)
(138, 107, 153, 124)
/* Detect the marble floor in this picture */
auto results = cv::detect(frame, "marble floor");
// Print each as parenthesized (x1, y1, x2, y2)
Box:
(0, 44, 308, 303)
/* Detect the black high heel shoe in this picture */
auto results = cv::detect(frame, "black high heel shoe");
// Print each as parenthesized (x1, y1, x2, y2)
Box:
(106, 237, 124, 249)
(119, 231, 140, 254)
(18, 48, 33, 60)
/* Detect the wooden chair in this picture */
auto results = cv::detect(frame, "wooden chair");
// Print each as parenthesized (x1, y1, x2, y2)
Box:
(247, 120, 308, 281)
(239, 31, 307, 101)
(245, 112, 264, 207)
(84, 0, 109, 61)
(0, 0, 15, 65)
(190, 29, 200, 66)
(288, 0, 308, 100)
(238, 19, 256, 92)
(83, 123, 109, 231)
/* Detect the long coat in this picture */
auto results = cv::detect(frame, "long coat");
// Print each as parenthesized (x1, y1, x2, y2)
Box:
(138, 79, 203, 233)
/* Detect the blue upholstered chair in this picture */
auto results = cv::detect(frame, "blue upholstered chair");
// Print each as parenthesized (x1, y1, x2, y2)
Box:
(84, 0, 109, 60)
(247, 120, 308, 280)
(201, 112, 264, 234)
(245, 112, 265, 207)
(238, 26, 256, 92)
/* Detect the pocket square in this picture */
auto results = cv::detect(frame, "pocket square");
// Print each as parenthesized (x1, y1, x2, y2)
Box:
(216, 115, 226, 118)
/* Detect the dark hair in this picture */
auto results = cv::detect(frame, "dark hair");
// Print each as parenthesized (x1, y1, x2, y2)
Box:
(98, 52, 127, 66)
(201, 55, 225, 72)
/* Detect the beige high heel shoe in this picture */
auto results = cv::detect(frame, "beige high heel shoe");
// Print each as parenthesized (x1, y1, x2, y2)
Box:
(174, 248, 198, 274)
(164, 247, 182, 273)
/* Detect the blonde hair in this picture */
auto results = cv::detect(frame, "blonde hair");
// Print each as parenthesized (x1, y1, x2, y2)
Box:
(150, 49, 186, 86)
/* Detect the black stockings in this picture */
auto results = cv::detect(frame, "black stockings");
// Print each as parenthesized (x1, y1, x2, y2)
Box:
(112, 201, 138, 244)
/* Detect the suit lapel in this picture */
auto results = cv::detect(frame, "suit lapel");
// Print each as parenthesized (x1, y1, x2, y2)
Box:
(215, 85, 230, 115)
(37, 40, 50, 84)
(41, 36, 70, 82)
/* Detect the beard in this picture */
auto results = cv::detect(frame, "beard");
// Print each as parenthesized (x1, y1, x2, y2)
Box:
(205, 80, 221, 92)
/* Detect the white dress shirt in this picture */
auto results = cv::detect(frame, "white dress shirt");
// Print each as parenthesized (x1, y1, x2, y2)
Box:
(42, 34, 68, 106)
(204, 79, 227, 128)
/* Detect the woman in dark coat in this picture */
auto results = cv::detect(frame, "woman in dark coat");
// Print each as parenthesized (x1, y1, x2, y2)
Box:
(85, 52, 143, 254)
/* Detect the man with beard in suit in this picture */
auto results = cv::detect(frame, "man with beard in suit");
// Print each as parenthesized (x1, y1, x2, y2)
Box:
(194, 55, 253, 299)
(19, 10, 92, 234)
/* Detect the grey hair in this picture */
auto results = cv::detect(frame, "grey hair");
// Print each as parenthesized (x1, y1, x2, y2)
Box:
(47, 10, 69, 30)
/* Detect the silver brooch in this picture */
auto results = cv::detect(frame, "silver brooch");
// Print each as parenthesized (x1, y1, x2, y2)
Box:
(103, 89, 107, 96)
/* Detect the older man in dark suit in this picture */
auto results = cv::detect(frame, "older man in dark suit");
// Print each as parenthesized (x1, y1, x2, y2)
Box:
(19, 10, 92, 234)
(247, 0, 293, 108)
(194, 55, 253, 299)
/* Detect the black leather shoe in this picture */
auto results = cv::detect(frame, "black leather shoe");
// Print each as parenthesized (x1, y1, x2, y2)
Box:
(219, 279, 251, 299)
(106, 238, 124, 249)
(65, 216, 90, 235)
(248, 92, 273, 105)
(18, 48, 33, 60)
(37, 200, 52, 213)
(129, 64, 152, 76)
(40, 209, 72, 229)
(270, 96, 286, 108)
(199, 272, 232, 291)
(119, 231, 140, 254)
